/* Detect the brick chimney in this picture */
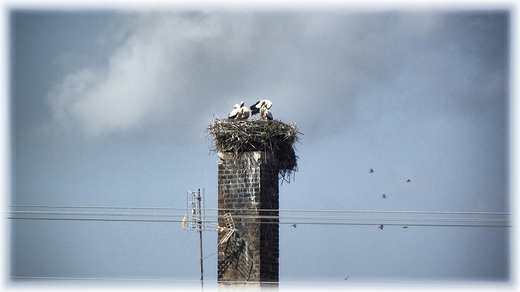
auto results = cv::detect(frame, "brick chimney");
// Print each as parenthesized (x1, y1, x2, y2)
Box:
(217, 151, 279, 289)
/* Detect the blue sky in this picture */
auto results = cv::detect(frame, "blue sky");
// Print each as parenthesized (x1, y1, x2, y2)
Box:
(6, 4, 513, 291)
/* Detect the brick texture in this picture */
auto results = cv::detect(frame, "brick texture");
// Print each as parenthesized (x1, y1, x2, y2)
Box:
(217, 151, 279, 286)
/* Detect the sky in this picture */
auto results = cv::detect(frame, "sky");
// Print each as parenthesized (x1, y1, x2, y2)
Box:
(5, 2, 514, 291)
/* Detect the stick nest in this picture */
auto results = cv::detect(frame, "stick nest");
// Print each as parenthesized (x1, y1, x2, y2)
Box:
(206, 119, 300, 181)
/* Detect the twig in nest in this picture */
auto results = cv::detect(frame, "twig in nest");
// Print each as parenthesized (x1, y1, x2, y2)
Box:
(206, 118, 301, 182)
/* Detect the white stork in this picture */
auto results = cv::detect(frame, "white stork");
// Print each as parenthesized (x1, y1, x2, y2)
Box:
(227, 103, 240, 119)
(249, 99, 272, 116)
(260, 104, 273, 120)
(228, 101, 250, 120)
(238, 101, 250, 120)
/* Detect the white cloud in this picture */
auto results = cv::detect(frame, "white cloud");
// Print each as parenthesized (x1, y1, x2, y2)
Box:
(47, 10, 506, 143)
(48, 12, 255, 136)
(48, 69, 101, 132)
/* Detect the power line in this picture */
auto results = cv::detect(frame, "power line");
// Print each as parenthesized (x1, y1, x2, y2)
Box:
(8, 276, 514, 288)
(7, 210, 510, 223)
(276, 222, 511, 228)
(7, 205, 511, 228)
(9, 204, 184, 211)
(9, 276, 203, 283)
(7, 217, 511, 228)
(9, 210, 188, 218)
(9, 211, 510, 222)
(9, 205, 510, 216)
(7, 217, 184, 223)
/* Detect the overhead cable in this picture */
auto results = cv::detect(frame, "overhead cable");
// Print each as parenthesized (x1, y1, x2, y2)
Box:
(9, 205, 510, 216)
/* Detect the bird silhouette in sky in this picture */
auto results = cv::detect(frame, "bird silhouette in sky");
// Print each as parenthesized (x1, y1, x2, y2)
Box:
(343, 276, 349, 281)
(403, 226, 408, 229)
(381, 194, 386, 198)
(291, 224, 297, 228)
(406, 179, 411, 182)
(369, 169, 374, 173)
(379, 224, 384, 230)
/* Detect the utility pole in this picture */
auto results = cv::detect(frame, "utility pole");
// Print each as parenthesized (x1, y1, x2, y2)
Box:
(197, 188, 204, 291)
(183, 189, 213, 290)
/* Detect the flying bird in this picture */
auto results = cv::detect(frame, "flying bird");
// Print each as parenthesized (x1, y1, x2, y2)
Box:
(403, 226, 408, 229)
(381, 194, 386, 198)
(379, 224, 384, 230)
(406, 179, 411, 182)
(227, 103, 242, 120)
(369, 169, 374, 173)
(250, 99, 272, 115)
(291, 224, 297, 228)
(343, 276, 349, 281)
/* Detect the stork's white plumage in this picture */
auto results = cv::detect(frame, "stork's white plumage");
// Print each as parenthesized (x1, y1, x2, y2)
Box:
(260, 105, 273, 120)
(263, 99, 272, 109)
(227, 103, 240, 119)
(228, 101, 250, 120)
(249, 99, 272, 116)
(238, 101, 250, 120)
